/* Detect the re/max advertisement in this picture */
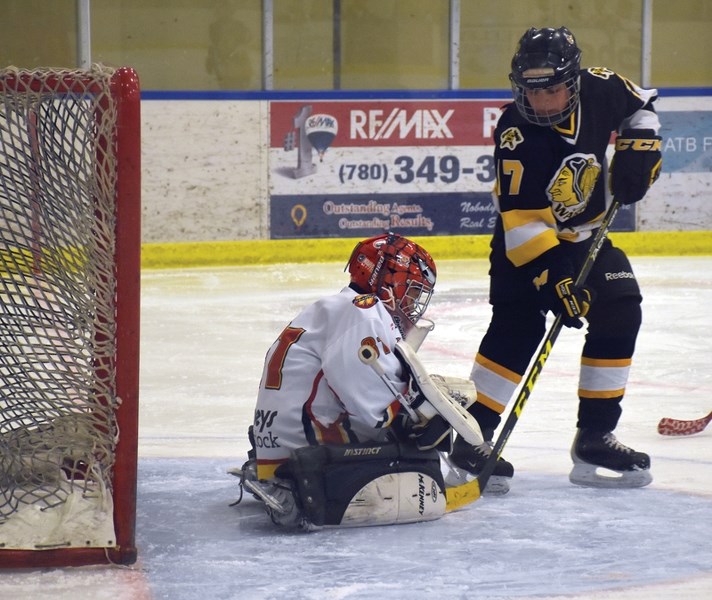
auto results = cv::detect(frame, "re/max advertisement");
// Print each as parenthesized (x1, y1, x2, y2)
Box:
(268, 100, 638, 240)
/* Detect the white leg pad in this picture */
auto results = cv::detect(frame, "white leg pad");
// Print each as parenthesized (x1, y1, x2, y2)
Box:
(340, 471, 446, 527)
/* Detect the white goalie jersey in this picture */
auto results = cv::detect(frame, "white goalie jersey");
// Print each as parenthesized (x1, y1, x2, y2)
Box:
(253, 286, 407, 480)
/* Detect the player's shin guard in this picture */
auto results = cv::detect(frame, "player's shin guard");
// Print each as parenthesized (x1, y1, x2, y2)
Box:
(280, 442, 446, 529)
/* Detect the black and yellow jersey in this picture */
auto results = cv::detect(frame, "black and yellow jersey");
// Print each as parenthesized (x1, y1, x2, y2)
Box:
(492, 67, 659, 267)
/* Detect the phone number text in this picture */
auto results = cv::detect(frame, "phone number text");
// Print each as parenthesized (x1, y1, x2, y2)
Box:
(338, 155, 495, 185)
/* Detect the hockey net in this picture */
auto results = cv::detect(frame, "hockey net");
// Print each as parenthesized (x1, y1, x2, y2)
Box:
(0, 65, 140, 567)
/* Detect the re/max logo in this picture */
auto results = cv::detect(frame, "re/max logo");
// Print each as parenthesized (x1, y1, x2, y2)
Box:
(350, 108, 454, 140)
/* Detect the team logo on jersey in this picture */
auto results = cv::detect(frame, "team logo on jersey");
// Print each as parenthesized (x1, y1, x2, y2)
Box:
(353, 293, 378, 309)
(547, 153, 601, 221)
(587, 67, 614, 80)
(499, 126, 524, 150)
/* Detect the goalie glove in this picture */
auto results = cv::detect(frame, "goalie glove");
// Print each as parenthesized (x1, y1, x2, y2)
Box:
(394, 341, 484, 446)
(393, 374, 472, 452)
(429, 374, 477, 410)
(394, 410, 453, 452)
(610, 128, 662, 205)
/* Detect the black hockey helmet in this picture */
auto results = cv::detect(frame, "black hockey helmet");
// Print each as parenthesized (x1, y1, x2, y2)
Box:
(509, 26, 582, 125)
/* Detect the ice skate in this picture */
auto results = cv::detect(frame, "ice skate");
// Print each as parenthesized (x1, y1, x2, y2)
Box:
(569, 428, 652, 488)
(446, 435, 514, 495)
(229, 458, 303, 526)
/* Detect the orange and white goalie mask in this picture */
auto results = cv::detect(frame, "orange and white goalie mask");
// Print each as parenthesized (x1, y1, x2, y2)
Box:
(346, 233, 437, 336)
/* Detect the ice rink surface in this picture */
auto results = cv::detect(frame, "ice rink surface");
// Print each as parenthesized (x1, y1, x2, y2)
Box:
(4, 255, 712, 600)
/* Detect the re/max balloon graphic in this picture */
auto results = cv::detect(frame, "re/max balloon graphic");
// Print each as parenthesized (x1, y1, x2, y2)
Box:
(304, 114, 338, 161)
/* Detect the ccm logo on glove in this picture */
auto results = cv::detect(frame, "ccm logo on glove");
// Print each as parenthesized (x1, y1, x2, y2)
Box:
(610, 128, 662, 205)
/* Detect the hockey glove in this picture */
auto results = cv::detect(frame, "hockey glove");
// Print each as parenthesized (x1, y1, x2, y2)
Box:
(430, 374, 477, 410)
(610, 128, 662, 205)
(400, 413, 453, 453)
(531, 256, 594, 329)
(395, 375, 453, 452)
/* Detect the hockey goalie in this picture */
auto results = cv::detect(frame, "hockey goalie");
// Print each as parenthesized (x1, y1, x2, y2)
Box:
(231, 233, 508, 530)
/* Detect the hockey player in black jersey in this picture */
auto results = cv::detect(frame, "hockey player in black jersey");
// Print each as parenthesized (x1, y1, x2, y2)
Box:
(451, 26, 662, 489)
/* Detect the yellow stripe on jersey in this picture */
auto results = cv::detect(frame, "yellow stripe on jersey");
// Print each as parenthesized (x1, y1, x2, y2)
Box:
(578, 356, 632, 399)
(376, 398, 401, 429)
(558, 231, 580, 242)
(501, 208, 559, 266)
(502, 206, 557, 230)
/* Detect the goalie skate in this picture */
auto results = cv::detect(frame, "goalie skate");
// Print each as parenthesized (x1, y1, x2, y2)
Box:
(229, 461, 304, 526)
(569, 429, 652, 489)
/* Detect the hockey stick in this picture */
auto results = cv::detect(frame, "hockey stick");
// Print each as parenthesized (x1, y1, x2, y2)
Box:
(657, 410, 712, 436)
(446, 201, 621, 511)
(358, 344, 420, 421)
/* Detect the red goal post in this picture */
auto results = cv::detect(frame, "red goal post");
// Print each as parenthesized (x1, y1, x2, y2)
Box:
(0, 65, 140, 567)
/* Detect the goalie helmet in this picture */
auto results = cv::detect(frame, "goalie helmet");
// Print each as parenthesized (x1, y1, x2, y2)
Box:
(346, 233, 437, 335)
(509, 26, 582, 126)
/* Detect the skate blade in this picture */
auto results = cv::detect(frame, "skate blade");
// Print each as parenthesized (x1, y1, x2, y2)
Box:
(243, 479, 291, 513)
(569, 462, 653, 489)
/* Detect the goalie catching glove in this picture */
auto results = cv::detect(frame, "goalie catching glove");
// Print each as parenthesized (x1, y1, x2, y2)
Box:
(610, 128, 662, 205)
(396, 374, 481, 452)
(393, 341, 483, 452)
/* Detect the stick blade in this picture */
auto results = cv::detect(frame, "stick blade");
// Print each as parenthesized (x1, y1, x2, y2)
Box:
(445, 478, 482, 512)
(657, 416, 710, 436)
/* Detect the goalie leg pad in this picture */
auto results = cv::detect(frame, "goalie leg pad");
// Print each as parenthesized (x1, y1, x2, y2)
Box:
(282, 442, 446, 528)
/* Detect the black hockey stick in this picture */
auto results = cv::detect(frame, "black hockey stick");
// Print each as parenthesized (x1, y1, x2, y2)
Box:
(448, 201, 621, 509)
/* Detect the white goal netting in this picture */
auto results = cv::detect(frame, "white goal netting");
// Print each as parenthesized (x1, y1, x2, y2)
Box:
(0, 65, 123, 550)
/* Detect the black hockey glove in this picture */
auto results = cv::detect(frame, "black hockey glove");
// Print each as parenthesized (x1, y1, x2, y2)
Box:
(393, 377, 453, 452)
(610, 128, 662, 205)
(399, 413, 453, 453)
(531, 252, 594, 329)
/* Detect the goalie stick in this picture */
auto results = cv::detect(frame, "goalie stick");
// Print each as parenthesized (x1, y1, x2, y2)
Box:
(657, 410, 712, 436)
(446, 201, 622, 512)
(358, 344, 420, 422)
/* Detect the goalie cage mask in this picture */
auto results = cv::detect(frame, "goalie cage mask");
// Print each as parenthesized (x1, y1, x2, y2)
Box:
(509, 26, 582, 126)
(346, 232, 437, 335)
